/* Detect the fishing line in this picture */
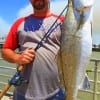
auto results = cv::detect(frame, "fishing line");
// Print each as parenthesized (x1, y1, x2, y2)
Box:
(34, 4, 68, 51)
(33, 4, 68, 92)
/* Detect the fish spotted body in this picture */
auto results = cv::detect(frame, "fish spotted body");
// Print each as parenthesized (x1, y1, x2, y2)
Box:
(57, 0, 93, 100)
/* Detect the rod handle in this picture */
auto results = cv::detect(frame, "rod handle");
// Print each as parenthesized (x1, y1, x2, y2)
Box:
(17, 65, 24, 72)
(0, 84, 11, 100)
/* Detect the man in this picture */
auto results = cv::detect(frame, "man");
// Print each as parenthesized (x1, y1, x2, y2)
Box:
(2, 0, 65, 100)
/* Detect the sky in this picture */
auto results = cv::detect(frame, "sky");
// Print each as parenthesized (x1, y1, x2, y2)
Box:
(0, 0, 100, 37)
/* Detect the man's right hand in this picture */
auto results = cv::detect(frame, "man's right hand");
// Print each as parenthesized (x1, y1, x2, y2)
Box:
(15, 48, 36, 65)
(2, 48, 36, 65)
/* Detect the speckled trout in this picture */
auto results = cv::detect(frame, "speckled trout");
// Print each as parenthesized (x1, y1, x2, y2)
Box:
(57, 0, 93, 100)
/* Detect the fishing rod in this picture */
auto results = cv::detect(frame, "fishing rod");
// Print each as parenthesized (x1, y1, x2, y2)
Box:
(0, 4, 68, 99)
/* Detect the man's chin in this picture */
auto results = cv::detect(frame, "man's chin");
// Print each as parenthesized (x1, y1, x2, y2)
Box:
(34, 5, 45, 10)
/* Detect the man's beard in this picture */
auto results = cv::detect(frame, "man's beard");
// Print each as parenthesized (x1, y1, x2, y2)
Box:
(33, 0, 45, 10)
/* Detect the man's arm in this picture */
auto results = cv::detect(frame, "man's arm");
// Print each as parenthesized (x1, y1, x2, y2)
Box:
(1, 48, 35, 65)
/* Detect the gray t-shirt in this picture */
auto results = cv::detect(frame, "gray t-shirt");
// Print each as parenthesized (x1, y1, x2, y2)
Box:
(15, 14, 63, 100)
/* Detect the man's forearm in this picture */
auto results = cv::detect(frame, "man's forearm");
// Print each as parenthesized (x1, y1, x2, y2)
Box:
(1, 48, 19, 63)
(1, 48, 35, 65)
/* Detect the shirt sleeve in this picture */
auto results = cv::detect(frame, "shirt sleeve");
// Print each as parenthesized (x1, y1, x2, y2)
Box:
(3, 18, 24, 50)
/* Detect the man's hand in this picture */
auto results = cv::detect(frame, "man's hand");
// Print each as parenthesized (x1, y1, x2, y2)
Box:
(16, 48, 36, 64)
(2, 48, 35, 65)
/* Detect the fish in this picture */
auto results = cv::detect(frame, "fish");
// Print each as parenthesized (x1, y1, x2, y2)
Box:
(57, 0, 93, 100)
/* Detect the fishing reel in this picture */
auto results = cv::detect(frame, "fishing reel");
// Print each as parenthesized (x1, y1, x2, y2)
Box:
(8, 71, 29, 86)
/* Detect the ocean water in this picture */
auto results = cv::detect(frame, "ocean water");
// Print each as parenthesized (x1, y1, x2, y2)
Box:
(0, 51, 16, 85)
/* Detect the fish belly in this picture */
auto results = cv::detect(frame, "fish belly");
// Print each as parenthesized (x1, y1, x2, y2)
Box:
(59, 32, 92, 100)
